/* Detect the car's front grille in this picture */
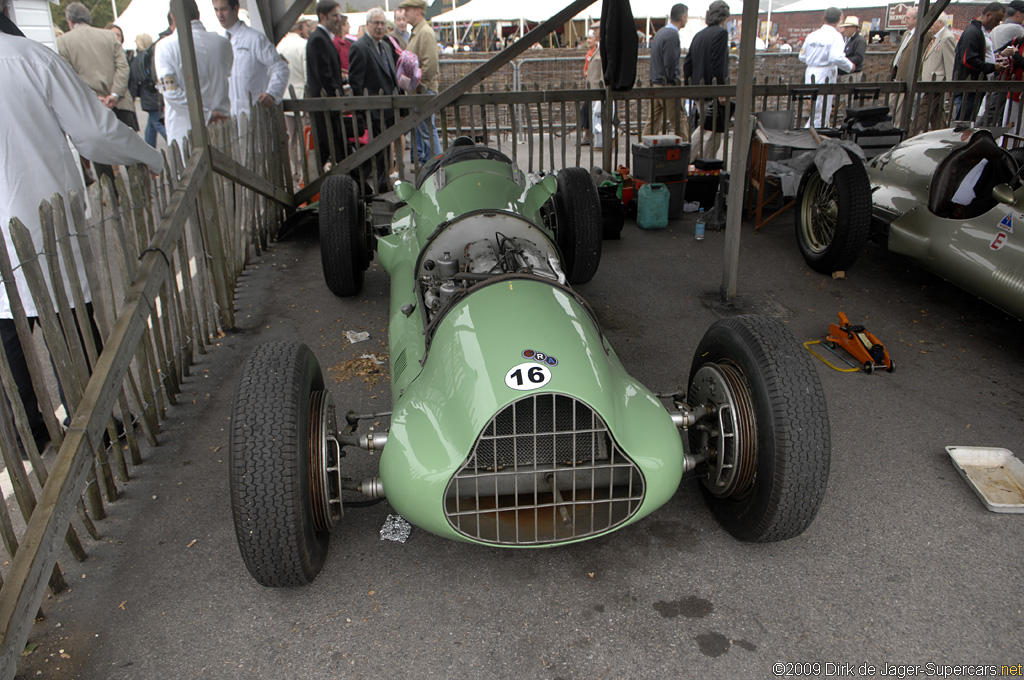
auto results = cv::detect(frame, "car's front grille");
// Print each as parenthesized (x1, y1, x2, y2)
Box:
(444, 394, 645, 545)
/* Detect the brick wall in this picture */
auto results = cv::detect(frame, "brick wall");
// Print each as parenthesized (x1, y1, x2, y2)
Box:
(766, 3, 990, 45)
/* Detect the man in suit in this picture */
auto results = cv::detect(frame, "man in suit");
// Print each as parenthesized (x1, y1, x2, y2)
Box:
(57, 2, 136, 184)
(307, 0, 347, 168)
(349, 7, 398, 194)
(913, 14, 957, 135)
(391, 8, 410, 49)
(890, 6, 921, 126)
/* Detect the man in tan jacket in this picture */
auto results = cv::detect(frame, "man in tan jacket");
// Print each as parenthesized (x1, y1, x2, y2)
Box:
(57, 2, 137, 184)
(913, 14, 957, 135)
(400, 0, 440, 163)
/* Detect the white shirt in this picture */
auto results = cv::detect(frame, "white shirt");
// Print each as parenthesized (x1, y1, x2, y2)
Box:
(155, 20, 233, 147)
(0, 32, 162, 318)
(276, 30, 306, 101)
(800, 24, 854, 77)
(223, 19, 289, 117)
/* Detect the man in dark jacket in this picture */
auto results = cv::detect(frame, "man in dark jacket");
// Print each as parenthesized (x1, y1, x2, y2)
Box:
(685, 0, 730, 156)
(642, 3, 688, 139)
(838, 15, 866, 82)
(307, 0, 347, 167)
(130, 34, 165, 147)
(953, 2, 1007, 121)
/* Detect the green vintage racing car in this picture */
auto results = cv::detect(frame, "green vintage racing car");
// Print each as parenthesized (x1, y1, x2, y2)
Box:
(229, 140, 832, 587)
(795, 126, 1024, 320)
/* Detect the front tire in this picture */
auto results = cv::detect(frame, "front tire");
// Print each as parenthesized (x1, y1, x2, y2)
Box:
(687, 315, 830, 542)
(552, 167, 602, 284)
(320, 174, 367, 297)
(795, 151, 871, 274)
(230, 342, 333, 587)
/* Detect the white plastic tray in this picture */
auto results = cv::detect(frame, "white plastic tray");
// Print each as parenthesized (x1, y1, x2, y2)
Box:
(946, 446, 1024, 513)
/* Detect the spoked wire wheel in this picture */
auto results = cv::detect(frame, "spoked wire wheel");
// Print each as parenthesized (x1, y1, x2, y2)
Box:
(794, 152, 870, 274)
(799, 172, 838, 256)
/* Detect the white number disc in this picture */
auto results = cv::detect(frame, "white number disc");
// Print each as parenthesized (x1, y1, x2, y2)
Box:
(504, 362, 552, 391)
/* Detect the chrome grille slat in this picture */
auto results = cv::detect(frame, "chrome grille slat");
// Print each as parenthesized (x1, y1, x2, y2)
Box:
(444, 393, 646, 545)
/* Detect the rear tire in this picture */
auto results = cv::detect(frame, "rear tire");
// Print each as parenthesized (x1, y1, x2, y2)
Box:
(795, 151, 871, 274)
(320, 174, 366, 297)
(230, 342, 331, 587)
(687, 315, 830, 542)
(552, 167, 602, 284)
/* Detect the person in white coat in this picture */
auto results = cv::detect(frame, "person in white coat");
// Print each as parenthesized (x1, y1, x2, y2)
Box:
(155, 0, 233, 149)
(0, 0, 163, 454)
(213, 0, 289, 118)
(277, 19, 311, 188)
(799, 7, 854, 127)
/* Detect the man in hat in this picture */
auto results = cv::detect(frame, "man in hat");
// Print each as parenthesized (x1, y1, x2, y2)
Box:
(400, 0, 441, 164)
(799, 7, 854, 127)
(837, 15, 866, 83)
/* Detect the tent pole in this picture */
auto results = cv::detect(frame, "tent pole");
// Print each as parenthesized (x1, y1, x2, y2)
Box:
(721, 0, 760, 300)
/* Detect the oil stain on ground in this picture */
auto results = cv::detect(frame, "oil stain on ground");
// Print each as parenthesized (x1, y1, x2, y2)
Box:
(652, 595, 713, 619)
(695, 631, 730, 657)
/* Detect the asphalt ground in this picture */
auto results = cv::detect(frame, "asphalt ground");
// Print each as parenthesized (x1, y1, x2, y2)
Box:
(13, 197, 1024, 679)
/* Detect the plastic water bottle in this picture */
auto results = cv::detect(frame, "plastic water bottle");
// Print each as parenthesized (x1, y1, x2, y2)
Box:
(695, 207, 706, 241)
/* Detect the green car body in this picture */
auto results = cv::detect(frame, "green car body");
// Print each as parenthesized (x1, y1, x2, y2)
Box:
(375, 158, 682, 545)
(230, 142, 831, 587)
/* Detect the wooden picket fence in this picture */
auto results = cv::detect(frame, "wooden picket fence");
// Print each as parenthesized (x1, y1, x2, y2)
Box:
(0, 104, 287, 678)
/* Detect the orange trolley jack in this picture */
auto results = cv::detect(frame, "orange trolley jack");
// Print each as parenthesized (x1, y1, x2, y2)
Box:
(822, 312, 895, 374)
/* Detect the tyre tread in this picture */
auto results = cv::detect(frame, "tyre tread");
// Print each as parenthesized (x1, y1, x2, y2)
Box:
(692, 315, 831, 542)
(320, 175, 364, 297)
(555, 167, 603, 284)
(229, 342, 329, 587)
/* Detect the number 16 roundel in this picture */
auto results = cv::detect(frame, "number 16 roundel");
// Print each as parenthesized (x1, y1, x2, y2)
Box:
(504, 362, 552, 391)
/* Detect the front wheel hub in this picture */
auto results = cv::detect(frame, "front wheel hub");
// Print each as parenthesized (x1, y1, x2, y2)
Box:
(309, 390, 343, 531)
(688, 363, 758, 499)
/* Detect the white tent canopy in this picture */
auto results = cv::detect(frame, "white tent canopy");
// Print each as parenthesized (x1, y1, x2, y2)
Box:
(114, 0, 369, 48)
(114, 0, 221, 46)
(432, 0, 714, 45)
(433, 0, 714, 22)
